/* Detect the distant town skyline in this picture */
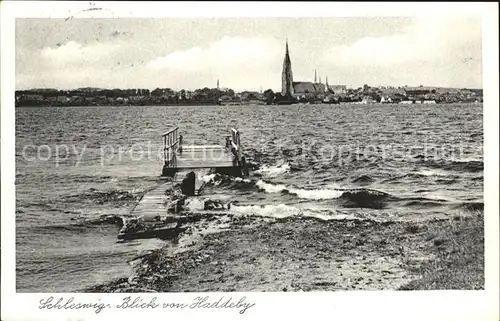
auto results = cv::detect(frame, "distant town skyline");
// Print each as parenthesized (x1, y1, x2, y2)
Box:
(16, 17, 482, 91)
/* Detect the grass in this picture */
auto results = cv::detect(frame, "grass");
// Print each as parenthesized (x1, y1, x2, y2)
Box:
(399, 212, 484, 290)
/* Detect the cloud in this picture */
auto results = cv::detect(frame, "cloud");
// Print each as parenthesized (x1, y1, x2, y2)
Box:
(148, 36, 282, 72)
(322, 17, 481, 67)
(40, 41, 122, 67)
(16, 18, 482, 90)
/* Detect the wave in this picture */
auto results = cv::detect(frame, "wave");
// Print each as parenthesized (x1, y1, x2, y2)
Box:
(417, 169, 449, 177)
(448, 159, 484, 172)
(255, 179, 393, 209)
(254, 163, 291, 178)
(421, 159, 483, 173)
(381, 169, 460, 184)
(200, 173, 255, 191)
(351, 175, 375, 184)
(454, 202, 484, 212)
(29, 214, 127, 233)
(230, 203, 352, 221)
(62, 188, 141, 205)
(204, 173, 393, 209)
(199, 172, 474, 211)
(402, 197, 449, 208)
(255, 180, 344, 200)
(231, 203, 302, 218)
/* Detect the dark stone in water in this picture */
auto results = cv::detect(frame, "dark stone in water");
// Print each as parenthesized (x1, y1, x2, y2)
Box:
(340, 189, 390, 209)
(118, 218, 147, 236)
(181, 171, 196, 196)
(167, 194, 187, 213)
(204, 199, 227, 211)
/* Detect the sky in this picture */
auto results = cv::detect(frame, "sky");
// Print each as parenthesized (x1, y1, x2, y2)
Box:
(15, 17, 483, 92)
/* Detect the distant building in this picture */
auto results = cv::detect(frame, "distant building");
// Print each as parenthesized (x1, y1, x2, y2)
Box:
(239, 91, 261, 101)
(327, 85, 347, 95)
(361, 96, 375, 104)
(380, 95, 392, 103)
(293, 82, 325, 95)
(404, 86, 435, 96)
(281, 40, 294, 97)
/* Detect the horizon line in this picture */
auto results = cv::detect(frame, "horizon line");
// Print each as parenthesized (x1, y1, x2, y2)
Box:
(15, 84, 484, 92)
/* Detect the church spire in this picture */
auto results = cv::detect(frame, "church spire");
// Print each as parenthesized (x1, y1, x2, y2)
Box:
(217, 78, 219, 90)
(314, 69, 317, 83)
(281, 39, 294, 97)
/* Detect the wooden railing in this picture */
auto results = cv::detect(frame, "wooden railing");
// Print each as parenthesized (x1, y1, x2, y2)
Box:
(230, 128, 241, 161)
(162, 127, 179, 166)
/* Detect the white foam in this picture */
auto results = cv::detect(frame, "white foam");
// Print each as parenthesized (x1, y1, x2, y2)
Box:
(184, 198, 206, 211)
(255, 180, 344, 200)
(418, 169, 447, 177)
(255, 163, 290, 178)
(231, 203, 301, 218)
(199, 173, 216, 183)
(451, 158, 483, 163)
(231, 204, 353, 221)
(255, 180, 288, 193)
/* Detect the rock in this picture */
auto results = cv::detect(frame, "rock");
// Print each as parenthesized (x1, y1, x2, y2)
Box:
(181, 171, 196, 196)
(204, 199, 226, 211)
(119, 218, 148, 236)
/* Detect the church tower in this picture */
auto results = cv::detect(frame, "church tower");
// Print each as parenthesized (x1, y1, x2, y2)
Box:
(281, 40, 294, 96)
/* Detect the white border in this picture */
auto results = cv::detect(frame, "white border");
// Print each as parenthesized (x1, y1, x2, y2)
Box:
(1, 2, 499, 321)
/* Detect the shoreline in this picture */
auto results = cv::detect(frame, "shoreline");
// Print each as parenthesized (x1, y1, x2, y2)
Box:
(15, 102, 482, 108)
(86, 211, 484, 293)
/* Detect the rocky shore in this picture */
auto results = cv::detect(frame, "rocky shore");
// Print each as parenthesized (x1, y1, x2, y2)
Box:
(86, 209, 484, 292)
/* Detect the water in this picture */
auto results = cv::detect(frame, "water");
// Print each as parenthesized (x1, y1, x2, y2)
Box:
(15, 103, 483, 292)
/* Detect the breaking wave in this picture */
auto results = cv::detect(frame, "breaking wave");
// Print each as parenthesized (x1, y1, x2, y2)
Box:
(255, 180, 344, 200)
(230, 203, 353, 221)
(254, 163, 291, 178)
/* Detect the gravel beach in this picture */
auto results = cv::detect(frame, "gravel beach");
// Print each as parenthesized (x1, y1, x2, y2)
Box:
(87, 209, 484, 292)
